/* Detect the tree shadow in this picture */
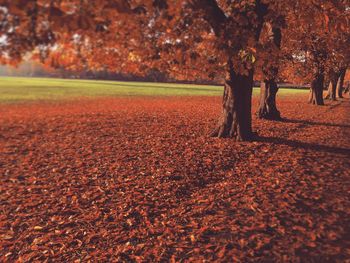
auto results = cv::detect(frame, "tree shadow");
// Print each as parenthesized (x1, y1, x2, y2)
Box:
(257, 136, 350, 156)
(280, 118, 350, 128)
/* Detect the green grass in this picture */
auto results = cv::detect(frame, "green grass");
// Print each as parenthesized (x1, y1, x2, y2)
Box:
(0, 77, 309, 103)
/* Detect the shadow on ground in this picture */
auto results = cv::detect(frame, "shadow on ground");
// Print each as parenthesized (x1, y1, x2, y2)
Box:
(257, 136, 350, 155)
(280, 118, 350, 129)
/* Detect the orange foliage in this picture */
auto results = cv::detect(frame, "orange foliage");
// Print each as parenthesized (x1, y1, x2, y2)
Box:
(0, 0, 348, 83)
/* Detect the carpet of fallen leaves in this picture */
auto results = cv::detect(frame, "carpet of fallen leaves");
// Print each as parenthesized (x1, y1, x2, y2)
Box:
(1, 94, 350, 262)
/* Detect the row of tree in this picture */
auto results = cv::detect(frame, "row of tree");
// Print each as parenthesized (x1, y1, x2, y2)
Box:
(0, 0, 349, 141)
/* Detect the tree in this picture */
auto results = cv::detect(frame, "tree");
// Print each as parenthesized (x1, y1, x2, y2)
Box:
(281, 0, 349, 105)
(282, 1, 328, 106)
(326, 1, 350, 100)
(191, 0, 267, 140)
(256, 22, 283, 120)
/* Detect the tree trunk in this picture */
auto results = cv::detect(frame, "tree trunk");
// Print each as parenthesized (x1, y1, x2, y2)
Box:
(337, 68, 346, 98)
(325, 78, 337, 101)
(309, 71, 324, 105)
(324, 69, 339, 101)
(257, 79, 281, 120)
(345, 82, 350, 94)
(211, 61, 254, 141)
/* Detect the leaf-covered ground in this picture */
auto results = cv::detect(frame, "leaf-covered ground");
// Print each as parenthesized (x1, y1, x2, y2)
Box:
(1, 95, 349, 262)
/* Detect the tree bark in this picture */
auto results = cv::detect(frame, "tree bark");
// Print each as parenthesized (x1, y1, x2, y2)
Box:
(325, 75, 338, 101)
(211, 61, 254, 141)
(257, 79, 281, 120)
(309, 71, 324, 105)
(337, 68, 346, 98)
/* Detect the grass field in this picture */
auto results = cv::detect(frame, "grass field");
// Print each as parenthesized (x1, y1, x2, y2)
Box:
(0, 77, 309, 103)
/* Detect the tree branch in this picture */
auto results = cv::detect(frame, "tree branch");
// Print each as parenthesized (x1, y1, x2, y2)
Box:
(190, 0, 227, 37)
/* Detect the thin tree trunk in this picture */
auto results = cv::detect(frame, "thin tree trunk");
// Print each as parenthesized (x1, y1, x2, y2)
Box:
(211, 60, 254, 141)
(337, 68, 346, 98)
(309, 71, 324, 105)
(257, 79, 281, 120)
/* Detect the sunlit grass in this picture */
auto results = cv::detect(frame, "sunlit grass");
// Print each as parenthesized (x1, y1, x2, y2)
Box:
(0, 77, 309, 103)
